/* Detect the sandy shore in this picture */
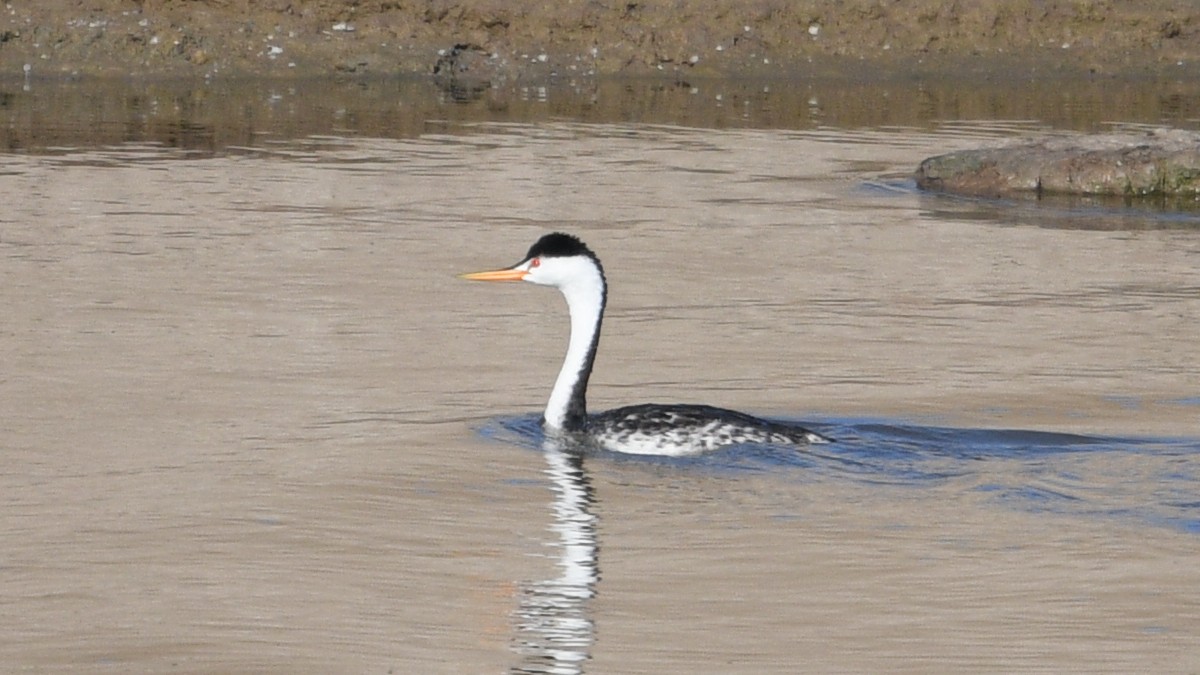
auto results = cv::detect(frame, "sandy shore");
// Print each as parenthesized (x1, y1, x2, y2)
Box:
(2, 1, 1199, 82)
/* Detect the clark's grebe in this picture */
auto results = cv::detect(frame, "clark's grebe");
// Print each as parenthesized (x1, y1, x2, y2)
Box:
(462, 233, 829, 456)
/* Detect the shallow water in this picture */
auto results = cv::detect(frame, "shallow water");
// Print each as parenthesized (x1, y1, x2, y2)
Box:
(495, 417, 1200, 673)
(2, 78, 1199, 673)
(487, 413, 1200, 529)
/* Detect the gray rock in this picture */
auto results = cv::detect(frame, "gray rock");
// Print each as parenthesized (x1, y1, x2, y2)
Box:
(432, 43, 515, 102)
(916, 129, 1200, 198)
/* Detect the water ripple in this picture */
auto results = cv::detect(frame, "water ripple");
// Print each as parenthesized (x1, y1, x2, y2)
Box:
(479, 414, 1200, 534)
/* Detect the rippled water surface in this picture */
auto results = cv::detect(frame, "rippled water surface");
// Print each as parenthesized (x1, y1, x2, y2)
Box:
(2, 78, 1199, 673)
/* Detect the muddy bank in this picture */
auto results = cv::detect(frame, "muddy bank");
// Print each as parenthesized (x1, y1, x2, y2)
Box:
(2, 1, 1200, 81)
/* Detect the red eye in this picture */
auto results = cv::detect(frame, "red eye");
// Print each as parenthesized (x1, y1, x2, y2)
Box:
(530, 258, 541, 268)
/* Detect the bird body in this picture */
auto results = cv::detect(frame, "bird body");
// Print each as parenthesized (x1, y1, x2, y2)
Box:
(462, 233, 829, 456)
(588, 403, 827, 455)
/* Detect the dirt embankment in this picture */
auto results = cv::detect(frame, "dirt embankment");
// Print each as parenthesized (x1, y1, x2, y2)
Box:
(1, 1, 1199, 82)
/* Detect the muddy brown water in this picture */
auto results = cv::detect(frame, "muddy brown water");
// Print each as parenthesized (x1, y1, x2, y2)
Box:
(2, 77, 1198, 673)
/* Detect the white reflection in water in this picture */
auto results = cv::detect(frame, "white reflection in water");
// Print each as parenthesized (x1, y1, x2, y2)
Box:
(511, 441, 599, 674)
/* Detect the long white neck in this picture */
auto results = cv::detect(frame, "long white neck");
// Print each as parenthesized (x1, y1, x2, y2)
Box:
(543, 260, 606, 432)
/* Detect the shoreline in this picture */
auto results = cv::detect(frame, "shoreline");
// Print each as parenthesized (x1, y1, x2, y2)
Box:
(2, 1, 1199, 83)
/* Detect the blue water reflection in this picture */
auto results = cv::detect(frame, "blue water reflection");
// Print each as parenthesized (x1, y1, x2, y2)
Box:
(485, 413, 1198, 673)
(481, 413, 1200, 534)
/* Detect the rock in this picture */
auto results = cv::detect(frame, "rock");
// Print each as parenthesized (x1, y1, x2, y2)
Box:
(915, 129, 1200, 198)
(432, 43, 510, 100)
(334, 56, 371, 73)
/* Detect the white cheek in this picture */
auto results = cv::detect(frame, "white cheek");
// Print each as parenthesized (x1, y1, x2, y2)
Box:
(526, 263, 566, 286)
(525, 270, 557, 286)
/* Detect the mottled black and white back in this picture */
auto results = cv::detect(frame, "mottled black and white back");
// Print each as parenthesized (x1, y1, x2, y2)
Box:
(587, 403, 829, 456)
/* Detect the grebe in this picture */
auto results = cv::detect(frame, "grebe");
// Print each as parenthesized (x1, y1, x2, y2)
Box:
(462, 232, 830, 456)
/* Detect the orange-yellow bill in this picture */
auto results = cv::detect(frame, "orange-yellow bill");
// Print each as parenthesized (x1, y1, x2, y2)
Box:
(459, 267, 528, 282)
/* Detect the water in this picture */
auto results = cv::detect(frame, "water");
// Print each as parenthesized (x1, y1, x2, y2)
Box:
(489, 418, 1200, 674)
(2, 77, 1199, 673)
(486, 413, 1200, 530)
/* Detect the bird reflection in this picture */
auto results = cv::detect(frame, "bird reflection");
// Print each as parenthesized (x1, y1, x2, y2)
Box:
(510, 438, 599, 674)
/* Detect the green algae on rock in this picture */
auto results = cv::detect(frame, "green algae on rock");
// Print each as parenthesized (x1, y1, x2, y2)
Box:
(916, 130, 1200, 199)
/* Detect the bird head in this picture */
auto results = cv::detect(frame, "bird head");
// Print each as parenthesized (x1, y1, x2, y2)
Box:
(461, 232, 604, 292)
